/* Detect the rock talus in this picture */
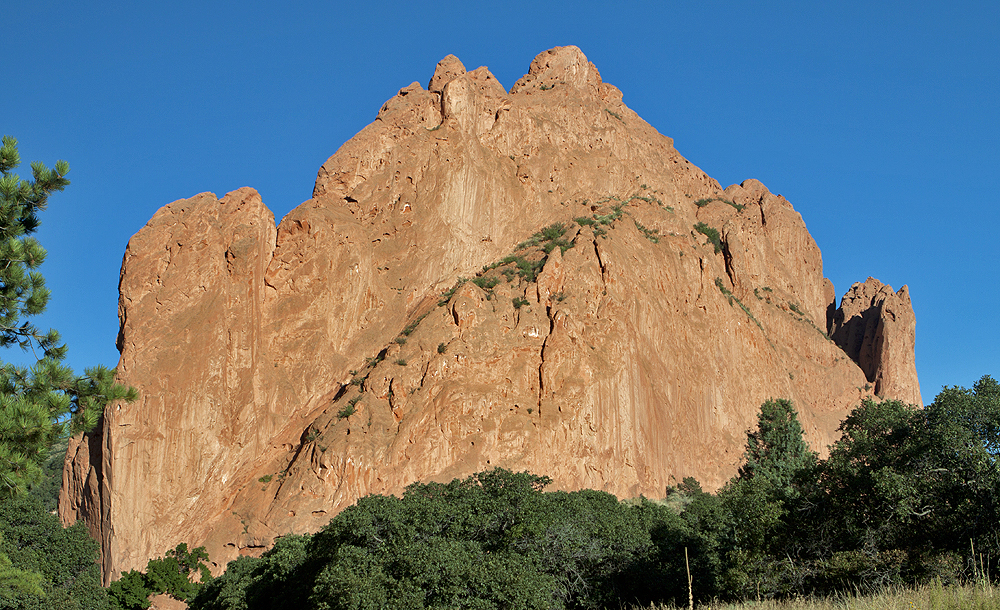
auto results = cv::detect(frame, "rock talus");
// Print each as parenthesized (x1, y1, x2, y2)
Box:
(60, 46, 920, 581)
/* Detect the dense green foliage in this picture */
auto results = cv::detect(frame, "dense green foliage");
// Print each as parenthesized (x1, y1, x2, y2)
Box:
(0, 494, 109, 609)
(108, 543, 212, 609)
(192, 470, 673, 610)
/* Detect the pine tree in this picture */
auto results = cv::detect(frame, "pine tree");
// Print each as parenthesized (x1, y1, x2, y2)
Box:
(0, 135, 137, 497)
(736, 398, 818, 496)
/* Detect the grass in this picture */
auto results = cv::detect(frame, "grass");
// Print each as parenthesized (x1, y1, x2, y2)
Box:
(632, 581, 1000, 609)
(516, 222, 573, 254)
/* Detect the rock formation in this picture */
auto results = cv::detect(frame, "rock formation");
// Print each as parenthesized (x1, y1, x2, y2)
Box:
(60, 46, 920, 581)
(830, 277, 921, 406)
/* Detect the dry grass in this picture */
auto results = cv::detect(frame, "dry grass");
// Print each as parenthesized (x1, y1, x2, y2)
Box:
(632, 581, 1000, 610)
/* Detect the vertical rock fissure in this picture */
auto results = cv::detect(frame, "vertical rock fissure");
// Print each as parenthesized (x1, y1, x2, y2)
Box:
(536, 304, 557, 415)
(722, 233, 736, 287)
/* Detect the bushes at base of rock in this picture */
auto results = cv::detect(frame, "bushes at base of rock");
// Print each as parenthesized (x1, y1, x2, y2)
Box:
(0, 494, 109, 610)
(191, 470, 674, 610)
(190, 376, 1000, 609)
(108, 543, 211, 610)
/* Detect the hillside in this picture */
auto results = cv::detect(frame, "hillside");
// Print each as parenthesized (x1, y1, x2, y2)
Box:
(60, 46, 919, 581)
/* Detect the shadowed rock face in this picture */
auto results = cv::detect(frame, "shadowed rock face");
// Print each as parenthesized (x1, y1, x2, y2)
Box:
(60, 46, 920, 581)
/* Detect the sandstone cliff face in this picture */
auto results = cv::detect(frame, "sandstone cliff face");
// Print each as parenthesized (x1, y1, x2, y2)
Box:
(61, 46, 920, 580)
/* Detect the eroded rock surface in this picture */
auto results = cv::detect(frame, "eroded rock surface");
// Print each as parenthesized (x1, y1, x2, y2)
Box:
(61, 46, 920, 581)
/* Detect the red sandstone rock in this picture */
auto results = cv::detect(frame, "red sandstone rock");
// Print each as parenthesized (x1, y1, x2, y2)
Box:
(830, 277, 922, 406)
(61, 46, 920, 582)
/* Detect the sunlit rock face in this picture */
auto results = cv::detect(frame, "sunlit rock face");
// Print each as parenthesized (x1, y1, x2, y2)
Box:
(60, 46, 919, 582)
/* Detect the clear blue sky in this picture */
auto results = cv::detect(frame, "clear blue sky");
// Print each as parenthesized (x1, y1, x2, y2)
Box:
(6, 1, 998, 406)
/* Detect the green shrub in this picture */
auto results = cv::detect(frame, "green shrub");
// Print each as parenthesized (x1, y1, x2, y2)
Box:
(108, 570, 150, 610)
(338, 396, 361, 419)
(0, 494, 110, 610)
(634, 220, 659, 243)
(192, 469, 662, 610)
(516, 223, 573, 255)
(694, 222, 722, 254)
(694, 197, 745, 211)
(437, 343, 447, 354)
(512, 297, 529, 309)
(472, 276, 500, 290)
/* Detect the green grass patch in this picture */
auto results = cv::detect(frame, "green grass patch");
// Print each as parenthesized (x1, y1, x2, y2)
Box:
(516, 222, 573, 254)
(337, 396, 361, 420)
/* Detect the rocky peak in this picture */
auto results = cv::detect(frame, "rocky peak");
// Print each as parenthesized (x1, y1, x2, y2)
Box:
(428, 54, 467, 92)
(61, 47, 920, 582)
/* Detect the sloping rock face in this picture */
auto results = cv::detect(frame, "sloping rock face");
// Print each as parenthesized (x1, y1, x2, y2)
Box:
(61, 46, 920, 580)
(830, 277, 921, 406)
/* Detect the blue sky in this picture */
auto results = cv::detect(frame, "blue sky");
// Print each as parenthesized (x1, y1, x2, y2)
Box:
(5, 1, 998, 405)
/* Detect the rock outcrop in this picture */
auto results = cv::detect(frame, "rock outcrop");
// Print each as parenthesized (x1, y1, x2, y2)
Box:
(830, 277, 921, 406)
(61, 46, 920, 581)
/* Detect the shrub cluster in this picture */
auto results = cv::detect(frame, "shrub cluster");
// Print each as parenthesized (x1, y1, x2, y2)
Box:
(0, 495, 109, 610)
(694, 222, 722, 253)
(108, 543, 212, 609)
